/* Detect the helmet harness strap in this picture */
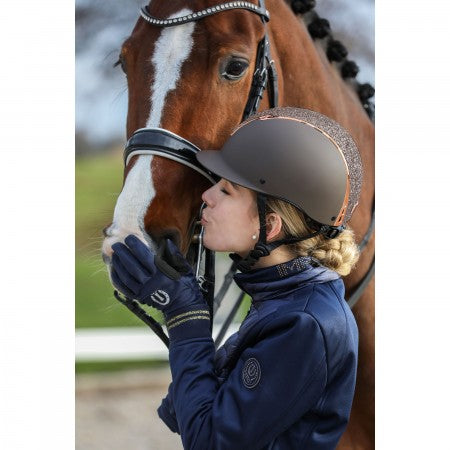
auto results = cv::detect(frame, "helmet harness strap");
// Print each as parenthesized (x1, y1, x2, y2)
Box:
(230, 193, 345, 272)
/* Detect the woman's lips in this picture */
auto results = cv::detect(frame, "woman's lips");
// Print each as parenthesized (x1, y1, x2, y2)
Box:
(201, 217, 208, 226)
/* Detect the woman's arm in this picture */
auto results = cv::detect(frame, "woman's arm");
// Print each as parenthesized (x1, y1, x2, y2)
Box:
(168, 311, 327, 450)
(110, 236, 327, 448)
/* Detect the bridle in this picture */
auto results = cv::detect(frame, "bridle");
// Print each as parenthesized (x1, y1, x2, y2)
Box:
(113, 0, 374, 349)
(114, 0, 277, 347)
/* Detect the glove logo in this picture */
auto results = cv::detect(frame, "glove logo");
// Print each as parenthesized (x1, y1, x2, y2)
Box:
(150, 290, 170, 306)
(242, 357, 261, 389)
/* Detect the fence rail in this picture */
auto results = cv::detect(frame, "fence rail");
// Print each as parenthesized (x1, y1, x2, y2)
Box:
(75, 323, 239, 361)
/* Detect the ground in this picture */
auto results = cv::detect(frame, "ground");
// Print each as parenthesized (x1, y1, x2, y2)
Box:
(76, 367, 183, 450)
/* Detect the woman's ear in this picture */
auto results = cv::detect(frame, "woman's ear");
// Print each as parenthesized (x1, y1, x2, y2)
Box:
(266, 213, 283, 242)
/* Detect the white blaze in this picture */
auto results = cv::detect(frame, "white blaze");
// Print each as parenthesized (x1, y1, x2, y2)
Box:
(103, 156, 156, 253)
(147, 8, 195, 127)
(103, 8, 195, 255)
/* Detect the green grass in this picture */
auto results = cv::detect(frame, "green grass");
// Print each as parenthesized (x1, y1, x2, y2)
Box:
(75, 254, 165, 328)
(75, 149, 128, 328)
(75, 148, 123, 251)
(75, 359, 169, 374)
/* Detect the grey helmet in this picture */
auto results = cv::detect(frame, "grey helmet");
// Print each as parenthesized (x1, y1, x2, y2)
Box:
(196, 107, 363, 270)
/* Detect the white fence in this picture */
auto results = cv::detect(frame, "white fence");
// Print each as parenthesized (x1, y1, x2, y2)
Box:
(75, 323, 239, 361)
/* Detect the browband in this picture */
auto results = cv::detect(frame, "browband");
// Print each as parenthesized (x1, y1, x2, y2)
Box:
(140, 1, 270, 27)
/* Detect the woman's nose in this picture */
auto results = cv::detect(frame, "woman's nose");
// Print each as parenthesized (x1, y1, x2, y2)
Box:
(201, 186, 214, 207)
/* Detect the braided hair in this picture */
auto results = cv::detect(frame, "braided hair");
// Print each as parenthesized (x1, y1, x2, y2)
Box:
(266, 198, 360, 276)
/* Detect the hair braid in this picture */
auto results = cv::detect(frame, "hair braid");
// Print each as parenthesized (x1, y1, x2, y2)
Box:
(267, 198, 359, 276)
(296, 228, 359, 276)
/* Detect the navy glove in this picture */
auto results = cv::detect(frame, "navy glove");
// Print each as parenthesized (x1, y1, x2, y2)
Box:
(111, 235, 211, 340)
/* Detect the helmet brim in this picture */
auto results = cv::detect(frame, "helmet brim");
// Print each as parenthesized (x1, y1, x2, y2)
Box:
(196, 150, 265, 194)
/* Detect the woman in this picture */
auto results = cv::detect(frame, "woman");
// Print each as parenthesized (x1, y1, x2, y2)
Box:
(110, 107, 362, 449)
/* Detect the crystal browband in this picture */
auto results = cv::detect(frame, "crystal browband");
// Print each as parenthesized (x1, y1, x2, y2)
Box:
(140, 1, 270, 27)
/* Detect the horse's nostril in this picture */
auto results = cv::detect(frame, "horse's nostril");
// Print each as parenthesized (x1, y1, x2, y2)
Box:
(102, 226, 111, 237)
(102, 253, 111, 265)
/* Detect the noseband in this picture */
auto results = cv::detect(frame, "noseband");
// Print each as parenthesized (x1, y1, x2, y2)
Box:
(124, 127, 218, 184)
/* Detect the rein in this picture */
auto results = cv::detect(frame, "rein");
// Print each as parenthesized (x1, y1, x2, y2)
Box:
(113, 0, 374, 348)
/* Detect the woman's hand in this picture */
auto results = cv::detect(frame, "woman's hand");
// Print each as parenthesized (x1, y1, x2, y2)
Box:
(111, 235, 207, 318)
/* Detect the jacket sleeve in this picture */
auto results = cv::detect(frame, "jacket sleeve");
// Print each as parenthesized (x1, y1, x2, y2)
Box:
(158, 382, 180, 434)
(167, 311, 328, 450)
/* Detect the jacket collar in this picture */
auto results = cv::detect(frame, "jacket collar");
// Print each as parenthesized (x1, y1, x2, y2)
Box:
(233, 256, 340, 302)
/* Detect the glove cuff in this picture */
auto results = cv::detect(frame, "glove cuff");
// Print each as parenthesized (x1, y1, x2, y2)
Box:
(165, 305, 211, 343)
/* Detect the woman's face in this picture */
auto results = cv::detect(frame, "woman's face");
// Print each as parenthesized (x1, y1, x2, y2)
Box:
(201, 178, 260, 255)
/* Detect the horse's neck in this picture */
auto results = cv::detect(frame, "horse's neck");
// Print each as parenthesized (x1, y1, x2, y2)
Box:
(268, 1, 374, 170)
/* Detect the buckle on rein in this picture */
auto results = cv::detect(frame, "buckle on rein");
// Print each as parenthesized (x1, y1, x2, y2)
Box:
(113, 203, 212, 348)
(193, 203, 209, 293)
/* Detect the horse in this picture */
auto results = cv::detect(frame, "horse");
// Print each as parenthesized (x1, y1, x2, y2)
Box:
(101, 1, 375, 448)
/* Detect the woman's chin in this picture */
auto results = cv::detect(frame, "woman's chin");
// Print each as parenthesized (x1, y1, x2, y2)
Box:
(203, 238, 231, 253)
(203, 234, 252, 255)
(202, 235, 220, 252)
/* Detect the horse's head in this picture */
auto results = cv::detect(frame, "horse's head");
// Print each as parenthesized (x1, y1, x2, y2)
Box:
(102, 0, 275, 264)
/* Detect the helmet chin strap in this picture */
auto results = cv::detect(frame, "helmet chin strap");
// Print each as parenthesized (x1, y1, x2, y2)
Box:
(229, 193, 345, 272)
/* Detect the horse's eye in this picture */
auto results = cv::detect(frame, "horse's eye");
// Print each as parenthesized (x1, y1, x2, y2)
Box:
(221, 59, 249, 81)
(113, 55, 127, 74)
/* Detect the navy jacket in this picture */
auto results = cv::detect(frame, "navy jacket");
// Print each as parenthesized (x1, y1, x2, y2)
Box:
(158, 257, 358, 449)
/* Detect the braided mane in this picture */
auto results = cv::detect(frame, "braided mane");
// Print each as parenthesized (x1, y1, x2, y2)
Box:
(289, 0, 375, 120)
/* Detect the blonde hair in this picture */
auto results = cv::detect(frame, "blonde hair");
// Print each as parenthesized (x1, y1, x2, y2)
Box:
(266, 198, 359, 276)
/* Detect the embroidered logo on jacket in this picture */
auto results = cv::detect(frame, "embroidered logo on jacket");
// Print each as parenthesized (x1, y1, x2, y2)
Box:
(242, 358, 261, 389)
(150, 290, 170, 305)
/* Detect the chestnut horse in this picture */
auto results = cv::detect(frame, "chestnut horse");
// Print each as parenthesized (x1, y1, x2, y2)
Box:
(102, 1, 375, 448)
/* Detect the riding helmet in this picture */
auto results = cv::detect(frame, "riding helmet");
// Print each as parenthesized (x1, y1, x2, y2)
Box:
(196, 106, 363, 270)
(197, 107, 362, 228)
